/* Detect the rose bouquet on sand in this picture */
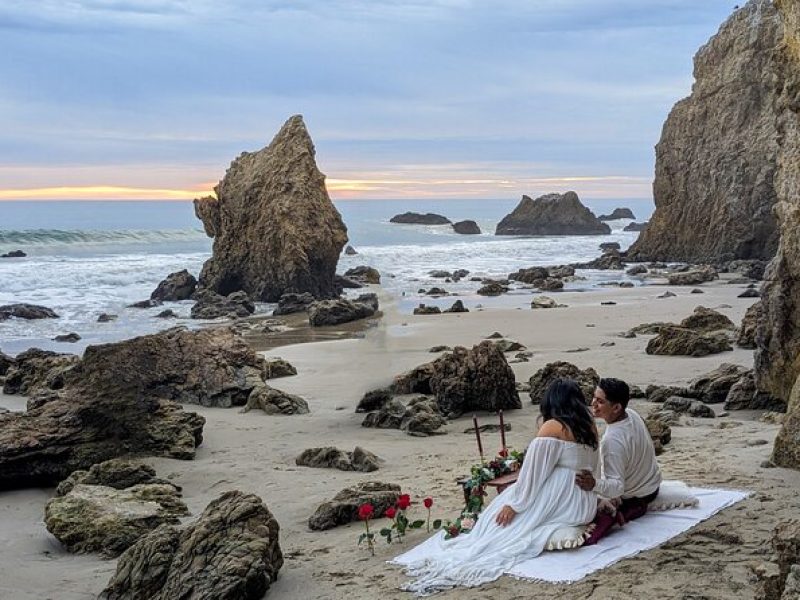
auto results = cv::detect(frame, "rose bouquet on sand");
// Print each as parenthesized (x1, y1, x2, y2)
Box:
(357, 495, 442, 551)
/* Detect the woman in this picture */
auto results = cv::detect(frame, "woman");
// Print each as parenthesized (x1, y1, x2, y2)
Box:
(396, 378, 599, 596)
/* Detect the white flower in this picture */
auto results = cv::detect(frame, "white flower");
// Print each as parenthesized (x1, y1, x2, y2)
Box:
(482, 468, 493, 478)
(461, 517, 475, 530)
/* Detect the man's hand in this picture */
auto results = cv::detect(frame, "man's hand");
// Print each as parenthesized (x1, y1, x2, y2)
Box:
(495, 505, 517, 527)
(575, 469, 596, 491)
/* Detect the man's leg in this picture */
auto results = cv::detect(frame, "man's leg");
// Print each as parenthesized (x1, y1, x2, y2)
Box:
(582, 512, 616, 546)
(619, 489, 659, 523)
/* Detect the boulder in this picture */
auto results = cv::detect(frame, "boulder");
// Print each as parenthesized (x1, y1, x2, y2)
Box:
(2, 348, 79, 395)
(308, 295, 377, 326)
(335, 274, 363, 290)
(645, 326, 733, 357)
(623, 222, 648, 232)
(53, 333, 81, 343)
(496, 192, 610, 236)
(263, 358, 297, 379)
(429, 270, 451, 278)
(296, 446, 380, 472)
(600, 242, 621, 252)
(97, 313, 117, 322)
(443, 300, 468, 313)
(101, 491, 282, 600)
(628, 322, 673, 336)
(598, 207, 635, 221)
(477, 282, 509, 296)
(308, 482, 401, 531)
(150, 270, 197, 302)
(0, 351, 14, 376)
(1, 249, 25, 257)
(362, 396, 447, 436)
(45, 483, 188, 557)
(392, 341, 520, 416)
(739, 288, 761, 298)
(425, 287, 448, 296)
(413, 304, 441, 315)
(738, 301, 762, 348)
(242, 385, 309, 415)
(128, 299, 162, 309)
(156, 309, 177, 318)
(190, 289, 255, 319)
(344, 265, 381, 284)
(573, 250, 625, 270)
(627, 2, 784, 263)
(0, 303, 59, 320)
(509, 266, 549, 284)
(661, 396, 716, 418)
(390, 212, 451, 225)
(688, 363, 749, 404)
(345, 245, 358, 255)
(646, 385, 698, 404)
(273, 292, 315, 316)
(627, 265, 648, 276)
(531, 296, 563, 309)
(548, 265, 575, 278)
(680, 306, 736, 332)
(528, 361, 599, 404)
(666, 266, 718, 285)
(724, 371, 786, 412)
(194, 115, 347, 302)
(356, 388, 393, 413)
(538, 278, 564, 291)
(55, 459, 176, 497)
(452, 220, 481, 234)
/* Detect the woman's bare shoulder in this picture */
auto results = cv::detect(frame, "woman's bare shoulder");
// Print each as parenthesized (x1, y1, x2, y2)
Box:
(536, 419, 574, 441)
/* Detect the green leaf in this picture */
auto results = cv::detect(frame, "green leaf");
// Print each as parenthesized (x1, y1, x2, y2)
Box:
(379, 528, 391, 537)
(410, 520, 425, 529)
(432, 519, 442, 529)
(358, 533, 367, 544)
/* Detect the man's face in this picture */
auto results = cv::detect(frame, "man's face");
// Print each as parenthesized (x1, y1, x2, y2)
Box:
(591, 386, 619, 422)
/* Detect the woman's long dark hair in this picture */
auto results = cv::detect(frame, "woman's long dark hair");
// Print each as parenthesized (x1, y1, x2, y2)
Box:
(540, 378, 598, 449)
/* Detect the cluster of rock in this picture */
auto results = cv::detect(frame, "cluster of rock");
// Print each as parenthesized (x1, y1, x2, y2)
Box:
(102, 490, 283, 600)
(359, 395, 447, 436)
(509, 265, 574, 291)
(308, 293, 378, 326)
(598, 207, 635, 221)
(1, 249, 25, 257)
(631, 306, 736, 357)
(495, 192, 611, 236)
(627, 2, 783, 264)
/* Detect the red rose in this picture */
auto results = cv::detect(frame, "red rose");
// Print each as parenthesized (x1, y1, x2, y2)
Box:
(423, 497, 433, 509)
(385, 506, 397, 519)
(397, 494, 411, 510)
(358, 503, 374, 520)
(498, 448, 508, 458)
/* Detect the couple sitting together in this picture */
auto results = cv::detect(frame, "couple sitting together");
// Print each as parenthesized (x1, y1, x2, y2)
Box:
(401, 377, 662, 596)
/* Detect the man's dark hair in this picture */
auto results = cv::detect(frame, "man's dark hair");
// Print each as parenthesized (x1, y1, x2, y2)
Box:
(598, 377, 630, 409)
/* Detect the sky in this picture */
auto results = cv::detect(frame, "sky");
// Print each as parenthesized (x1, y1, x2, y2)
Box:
(0, 0, 738, 202)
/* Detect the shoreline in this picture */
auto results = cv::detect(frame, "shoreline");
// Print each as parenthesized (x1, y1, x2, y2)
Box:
(2, 276, 796, 599)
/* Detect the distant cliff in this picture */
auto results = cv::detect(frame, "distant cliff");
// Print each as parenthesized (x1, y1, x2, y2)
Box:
(628, 1, 783, 262)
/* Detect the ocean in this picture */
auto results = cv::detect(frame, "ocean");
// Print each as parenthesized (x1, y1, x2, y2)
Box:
(0, 198, 653, 355)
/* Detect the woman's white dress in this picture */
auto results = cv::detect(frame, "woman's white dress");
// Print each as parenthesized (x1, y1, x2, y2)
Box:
(395, 437, 598, 596)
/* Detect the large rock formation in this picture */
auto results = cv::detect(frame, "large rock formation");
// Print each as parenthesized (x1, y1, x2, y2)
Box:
(194, 115, 348, 302)
(495, 192, 610, 236)
(2, 348, 79, 395)
(391, 341, 521, 417)
(753, 0, 800, 469)
(628, 2, 785, 262)
(101, 491, 282, 600)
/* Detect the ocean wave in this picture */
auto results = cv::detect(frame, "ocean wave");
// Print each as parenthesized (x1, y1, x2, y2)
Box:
(0, 228, 208, 248)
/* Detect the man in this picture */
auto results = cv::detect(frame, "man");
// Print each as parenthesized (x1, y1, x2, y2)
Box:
(575, 377, 661, 545)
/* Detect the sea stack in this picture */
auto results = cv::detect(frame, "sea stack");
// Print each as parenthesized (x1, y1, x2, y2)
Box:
(628, 1, 785, 263)
(194, 115, 348, 302)
(495, 192, 610, 236)
(755, 0, 800, 469)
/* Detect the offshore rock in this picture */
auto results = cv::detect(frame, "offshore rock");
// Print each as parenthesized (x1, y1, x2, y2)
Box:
(628, 2, 784, 263)
(45, 483, 188, 557)
(194, 115, 347, 302)
(101, 491, 282, 600)
(496, 192, 610, 236)
(151, 270, 197, 302)
(453, 220, 481, 234)
(344, 265, 381, 284)
(390, 212, 451, 225)
(623, 222, 648, 232)
(598, 207, 635, 221)
(392, 341, 520, 417)
(528, 361, 599, 404)
(308, 482, 401, 531)
(0, 303, 59, 320)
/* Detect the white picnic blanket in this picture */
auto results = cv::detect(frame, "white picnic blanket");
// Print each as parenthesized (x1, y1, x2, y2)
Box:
(394, 487, 748, 585)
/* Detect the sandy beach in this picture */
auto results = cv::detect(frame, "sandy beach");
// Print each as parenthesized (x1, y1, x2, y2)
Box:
(2, 277, 797, 600)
